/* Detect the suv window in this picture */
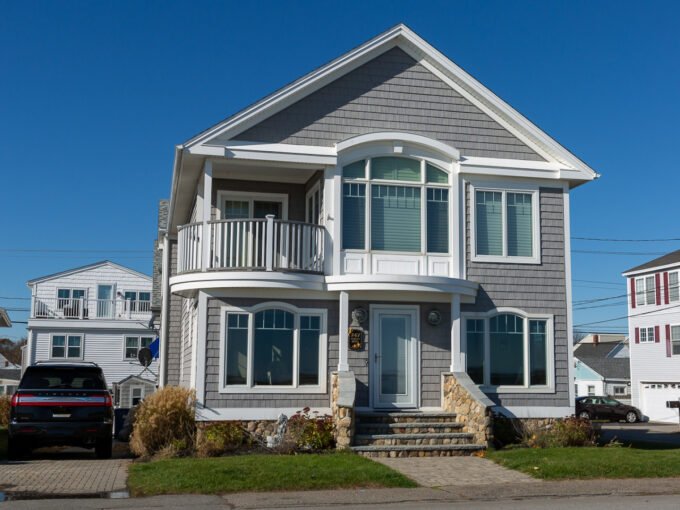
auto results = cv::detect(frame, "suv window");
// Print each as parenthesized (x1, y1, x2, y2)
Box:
(20, 366, 107, 390)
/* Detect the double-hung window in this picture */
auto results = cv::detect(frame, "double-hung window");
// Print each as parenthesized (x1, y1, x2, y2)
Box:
(51, 334, 82, 359)
(464, 312, 552, 391)
(341, 157, 449, 254)
(472, 185, 539, 263)
(221, 305, 327, 392)
(57, 289, 86, 317)
(635, 276, 656, 306)
(639, 327, 655, 343)
(671, 326, 680, 355)
(669, 272, 679, 303)
(124, 291, 151, 312)
(125, 336, 154, 360)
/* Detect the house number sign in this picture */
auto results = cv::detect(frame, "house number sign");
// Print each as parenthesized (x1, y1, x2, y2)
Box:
(348, 328, 364, 351)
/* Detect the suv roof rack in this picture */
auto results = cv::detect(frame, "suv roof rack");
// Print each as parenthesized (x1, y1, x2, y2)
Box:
(33, 361, 99, 366)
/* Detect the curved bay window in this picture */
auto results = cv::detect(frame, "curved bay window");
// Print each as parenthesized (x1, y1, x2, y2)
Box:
(464, 311, 552, 391)
(342, 157, 449, 254)
(221, 304, 326, 392)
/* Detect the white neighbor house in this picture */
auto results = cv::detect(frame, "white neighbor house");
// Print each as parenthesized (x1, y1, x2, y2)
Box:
(624, 249, 680, 423)
(25, 261, 158, 407)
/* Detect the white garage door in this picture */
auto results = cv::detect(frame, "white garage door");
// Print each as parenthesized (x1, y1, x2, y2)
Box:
(640, 382, 680, 423)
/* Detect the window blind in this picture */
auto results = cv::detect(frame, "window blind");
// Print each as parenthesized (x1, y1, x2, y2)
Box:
(427, 188, 448, 253)
(342, 183, 366, 249)
(507, 193, 533, 257)
(371, 185, 421, 252)
(476, 191, 503, 256)
(426, 164, 448, 184)
(371, 157, 421, 182)
(343, 160, 366, 179)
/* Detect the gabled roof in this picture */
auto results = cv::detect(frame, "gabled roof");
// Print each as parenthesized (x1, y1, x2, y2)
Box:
(623, 248, 680, 276)
(575, 342, 628, 360)
(27, 260, 151, 286)
(179, 23, 597, 177)
(116, 374, 156, 386)
(575, 356, 630, 381)
(0, 308, 10, 328)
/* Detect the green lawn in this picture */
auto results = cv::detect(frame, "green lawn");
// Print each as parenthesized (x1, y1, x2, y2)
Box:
(127, 453, 417, 496)
(488, 447, 680, 480)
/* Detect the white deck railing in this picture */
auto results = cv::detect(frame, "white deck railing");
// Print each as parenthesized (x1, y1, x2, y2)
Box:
(32, 297, 151, 320)
(177, 216, 325, 274)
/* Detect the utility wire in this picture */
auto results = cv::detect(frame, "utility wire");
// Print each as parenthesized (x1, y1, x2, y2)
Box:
(0, 248, 149, 253)
(574, 303, 680, 327)
(0, 296, 31, 301)
(573, 236, 680, 242)
(573, 250, 669, 256)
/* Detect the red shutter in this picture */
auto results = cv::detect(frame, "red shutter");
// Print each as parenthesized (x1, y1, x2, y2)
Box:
(630, 278, 636, 309)
(635, 327, 640, 344)
(655, 325, 661, 343)
(664, 272, 670, 304)
(655, 273, 661, 305)
(666, 324, 672, 357)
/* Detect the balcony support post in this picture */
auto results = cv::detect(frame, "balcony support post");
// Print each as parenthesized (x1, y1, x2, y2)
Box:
(79, 297, 85, 319)
(265, 214, 275, 271)
(201, 160, 213, 272)
(338, 291, 350, 372)
(450, 293, 461, 372)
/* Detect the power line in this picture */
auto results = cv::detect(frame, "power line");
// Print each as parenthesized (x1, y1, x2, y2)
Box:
(574, 293, 629, 305)
(0, 248, 150, 253)
(573, 279, 625, 287)
(573, 250, 669, 256)
(573, 236, 680, 242)
(574, 303, 680, 327)
(0, 296, 31, 301)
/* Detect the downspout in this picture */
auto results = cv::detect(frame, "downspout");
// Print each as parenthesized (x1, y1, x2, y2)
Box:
(159, 234, 171, 387)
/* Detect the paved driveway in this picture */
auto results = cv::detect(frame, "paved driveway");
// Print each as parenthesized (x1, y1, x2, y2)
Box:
(0, 445, 130, 497)
(598, 422, 680, 447)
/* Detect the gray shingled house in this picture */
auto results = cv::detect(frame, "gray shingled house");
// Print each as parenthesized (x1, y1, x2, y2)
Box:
(155, 24, 597, 455)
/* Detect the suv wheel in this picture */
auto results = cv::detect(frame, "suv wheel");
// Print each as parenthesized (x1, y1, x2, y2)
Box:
(95, 438, 113, 459)
(626, 411, 638, 423)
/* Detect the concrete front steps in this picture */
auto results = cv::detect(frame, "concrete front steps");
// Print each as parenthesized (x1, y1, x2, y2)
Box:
(350, 411, 486, 458)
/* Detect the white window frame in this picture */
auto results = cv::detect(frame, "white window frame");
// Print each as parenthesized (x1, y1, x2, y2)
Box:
(306, 180, 323, 225)
(461, 307, 554, 393)
(669, 271, 679, 303)
(217, 191, 289, 220)
(122, 290, 151, 312)
(639, 326, 655, 343)
(635, 276, 656, 306)
(218, 302, 328, 394)
(587, 385, 595, 396)
(123, 335, 155, 361)
(469, 181, 541, 264)
(670, 324, 680, 356)
(340, 156, 451, 255)
(50, 333, 83, 360)
(130, 385, 145, 406)
(612, 385, 626, 396)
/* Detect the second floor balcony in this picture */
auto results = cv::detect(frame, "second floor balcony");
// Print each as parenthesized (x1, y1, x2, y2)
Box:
(32, 297, 152, 321)
(177, 216, 325, 275)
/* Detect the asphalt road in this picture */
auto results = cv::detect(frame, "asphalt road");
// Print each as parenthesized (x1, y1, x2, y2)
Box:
(598, 422, 680, 446)
(2, 494, 680, 510)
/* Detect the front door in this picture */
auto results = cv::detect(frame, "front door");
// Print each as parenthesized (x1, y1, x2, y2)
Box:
(96, 284, 114, 318)
(371, 306, 418, 409)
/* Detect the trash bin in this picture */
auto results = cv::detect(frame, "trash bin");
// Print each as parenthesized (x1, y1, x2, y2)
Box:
(114, 408, 130, 438)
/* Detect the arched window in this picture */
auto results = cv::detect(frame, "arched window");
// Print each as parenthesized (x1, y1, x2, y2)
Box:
(342, 157, 449, 254)
(222, 304, 326, 392)
(464, 311, 551, 390)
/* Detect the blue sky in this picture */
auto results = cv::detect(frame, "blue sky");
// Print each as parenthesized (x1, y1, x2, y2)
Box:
(1, 1, 679, 341)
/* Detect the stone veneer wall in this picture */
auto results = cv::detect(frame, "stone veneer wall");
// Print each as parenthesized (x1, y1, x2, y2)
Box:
(442, 372, 493, 446)
(331, 371, 356, 449)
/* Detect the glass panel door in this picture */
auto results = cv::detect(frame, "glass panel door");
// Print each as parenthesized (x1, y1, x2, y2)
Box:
(372, 308, 418, 408)
(253, 201, 282, 219)
(97, 285, 113, 318)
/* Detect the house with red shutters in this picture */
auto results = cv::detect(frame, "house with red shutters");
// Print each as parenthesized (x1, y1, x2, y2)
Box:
(623, 249, 680, 422)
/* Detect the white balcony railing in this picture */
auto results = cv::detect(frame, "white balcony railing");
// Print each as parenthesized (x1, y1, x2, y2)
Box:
(32, 297, 151, 320)
(177, 216, 325, 275)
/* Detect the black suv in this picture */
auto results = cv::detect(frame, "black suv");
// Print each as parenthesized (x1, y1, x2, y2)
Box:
(8, 362, 113, 459)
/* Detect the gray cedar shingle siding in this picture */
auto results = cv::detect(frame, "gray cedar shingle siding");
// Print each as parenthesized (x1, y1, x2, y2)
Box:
(463, 185, 570, 407)
(203, 297, 449, 409)
(166, 241, 182, 386)
(152, 200, 168, 311)
(232, 47, 544, 162)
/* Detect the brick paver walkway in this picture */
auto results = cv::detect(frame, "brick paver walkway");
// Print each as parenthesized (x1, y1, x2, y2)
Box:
(373, 455, 538, 487)
(0, 457, 130, 495)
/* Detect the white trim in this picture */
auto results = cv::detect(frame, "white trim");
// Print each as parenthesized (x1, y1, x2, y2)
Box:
(496, 406, 573, 418)
(122, 334, 155, 361)
(338, 291, 349, 372)
(624, 261, 680, 277)
(193, 292, 207, 400)
(196, 406, 332, 421)
(563, 187, 576, 408)
(159, 235, 170, 387)
(27, 319, 155, 331)
(27, 260, 151, 286)
(461, 308, 555, 394)
(217, 301, 328, 394)
(129, 384, 145, 406)
(468, 181, 541, 265)
(461, 156, 562, 172)
(370, 304, 420, 409)
(216, 190, 289, 221)
(337, 132, 460, 161)
(326, 274, 478, 295)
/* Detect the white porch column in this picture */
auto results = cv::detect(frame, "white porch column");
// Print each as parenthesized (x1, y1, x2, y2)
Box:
(450, 294, 461, 372)
(338, 291, 350, 372)
(201, 160, 213, 271)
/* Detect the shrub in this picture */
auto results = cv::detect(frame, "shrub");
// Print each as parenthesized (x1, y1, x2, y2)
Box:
(287, 407, 335, 451)
(524, 417, 596, 448)
(492, 412, 524, 448)
(0, 395, 10, 428)
(129, 386, 196, 458)
(196, 422, 249, 457)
